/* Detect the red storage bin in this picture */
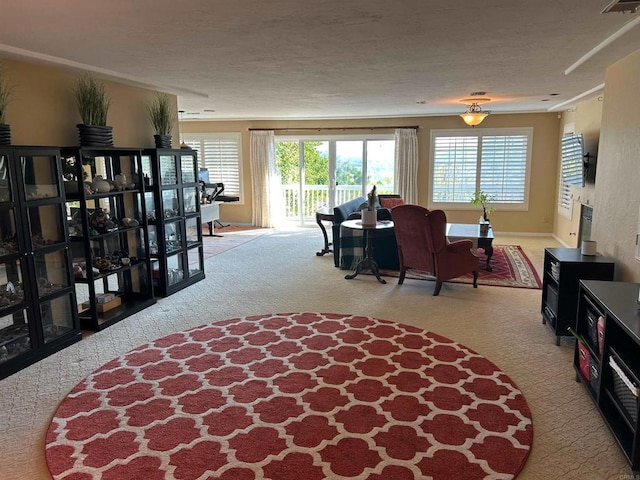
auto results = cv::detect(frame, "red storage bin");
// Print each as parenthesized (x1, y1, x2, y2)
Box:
(578, 341, 591, 382)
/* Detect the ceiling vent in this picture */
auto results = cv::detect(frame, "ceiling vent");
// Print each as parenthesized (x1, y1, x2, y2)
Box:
(602, 0, 640, 13)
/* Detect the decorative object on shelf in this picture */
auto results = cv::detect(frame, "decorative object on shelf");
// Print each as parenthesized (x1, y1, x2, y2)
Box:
(88, 208, 116, 234)
(361, 185, 378, 226)
(91, 175, 111, 193)
(113, 172, 127, 191)
(459, 94, 491, 127)
(147, 92, 174, 149)
(73, 73, 113, 147)
(0, 63, 14, 146)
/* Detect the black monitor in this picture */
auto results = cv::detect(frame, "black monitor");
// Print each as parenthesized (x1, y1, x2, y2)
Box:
(198, 168, 210, 184)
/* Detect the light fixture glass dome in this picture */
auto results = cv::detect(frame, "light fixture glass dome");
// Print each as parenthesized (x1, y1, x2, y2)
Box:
(459, 98, 491, 127)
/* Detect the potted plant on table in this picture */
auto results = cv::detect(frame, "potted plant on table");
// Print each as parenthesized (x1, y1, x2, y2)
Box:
(0, 63, 15, 145)
(147, 92, 174, 149)
(74, 73, 113, 147)
(361, 185, 378, 226)
(471, 190, 495, 234)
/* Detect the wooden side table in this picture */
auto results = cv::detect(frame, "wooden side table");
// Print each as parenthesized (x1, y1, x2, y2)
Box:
(315, 207, 334, 256)
(341, 219, 394, 284)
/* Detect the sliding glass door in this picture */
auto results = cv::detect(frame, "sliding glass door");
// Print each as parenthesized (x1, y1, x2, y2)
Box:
(276, 135, 395, 225)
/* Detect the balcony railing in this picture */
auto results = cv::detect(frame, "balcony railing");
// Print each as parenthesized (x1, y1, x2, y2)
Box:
(281, 184, 392, 220)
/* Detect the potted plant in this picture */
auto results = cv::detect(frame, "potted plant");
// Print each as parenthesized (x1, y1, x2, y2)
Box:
(362, 185, 378, 225)
(470, 190, 495, 234)
(74, 73, 113, 147)
(147, 92, 174, 149)
(0, 63, 14, 145)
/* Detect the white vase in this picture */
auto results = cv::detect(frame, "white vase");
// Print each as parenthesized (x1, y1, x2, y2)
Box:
(361, 209, 377, 226)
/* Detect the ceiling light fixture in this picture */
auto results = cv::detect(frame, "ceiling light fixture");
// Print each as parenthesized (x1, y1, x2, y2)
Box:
(459, 97, 491, 127)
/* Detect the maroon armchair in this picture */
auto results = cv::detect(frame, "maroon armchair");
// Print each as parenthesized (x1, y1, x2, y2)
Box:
(391, 205, 479, 296)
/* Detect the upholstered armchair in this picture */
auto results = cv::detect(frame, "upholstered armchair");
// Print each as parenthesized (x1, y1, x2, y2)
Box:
(391, 205, 479, 296)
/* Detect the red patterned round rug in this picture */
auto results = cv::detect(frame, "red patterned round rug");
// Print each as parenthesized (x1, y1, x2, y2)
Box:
(45, 313, 533, 480)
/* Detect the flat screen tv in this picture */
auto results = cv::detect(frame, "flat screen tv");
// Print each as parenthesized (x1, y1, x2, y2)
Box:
(561, 133, 597, 186)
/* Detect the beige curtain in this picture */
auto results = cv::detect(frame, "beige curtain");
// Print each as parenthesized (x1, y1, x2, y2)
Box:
(250, 131, 281, 227)
(394, 128, 418, 204)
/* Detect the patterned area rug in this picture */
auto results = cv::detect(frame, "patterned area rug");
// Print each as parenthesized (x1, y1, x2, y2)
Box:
(381, 245, 542, 289)
(45, 313, 533, 480)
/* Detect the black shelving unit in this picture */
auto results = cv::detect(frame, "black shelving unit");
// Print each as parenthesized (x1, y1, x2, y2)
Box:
(141, 148, 204, 297)
(62, 147, 156, 331)
(574, 280, 640, 471)
(0, 146, 81, 379)
(541, 247, 615, 345)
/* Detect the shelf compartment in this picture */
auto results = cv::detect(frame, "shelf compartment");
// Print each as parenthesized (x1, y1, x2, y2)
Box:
(0, 313, 31, 363)
(609, 352, 639, 426)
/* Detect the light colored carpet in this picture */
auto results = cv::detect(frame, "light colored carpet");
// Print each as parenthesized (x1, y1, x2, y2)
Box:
(0, 226, 632, 479)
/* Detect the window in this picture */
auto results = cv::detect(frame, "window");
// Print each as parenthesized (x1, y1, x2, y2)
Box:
(430, 128, 532, 210)
(183, 133, 242, 199)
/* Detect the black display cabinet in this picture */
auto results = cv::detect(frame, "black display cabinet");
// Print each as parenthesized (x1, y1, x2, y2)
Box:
(0, 146, 81, 379)
(62, 147, 156, 331)
(141, 148, 204, 297)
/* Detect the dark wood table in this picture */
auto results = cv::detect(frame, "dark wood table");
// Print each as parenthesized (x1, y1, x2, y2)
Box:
(315, 207, 334, 256)
(446, 223, 494, 271)
(341, 219, 395, 284)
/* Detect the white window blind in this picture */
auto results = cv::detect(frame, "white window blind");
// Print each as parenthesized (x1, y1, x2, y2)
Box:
(183, 133, 242, 198)
(430, 128, 531, 209)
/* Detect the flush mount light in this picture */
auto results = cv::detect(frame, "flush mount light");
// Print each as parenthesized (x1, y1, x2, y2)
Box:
(459, 97, 491, 127)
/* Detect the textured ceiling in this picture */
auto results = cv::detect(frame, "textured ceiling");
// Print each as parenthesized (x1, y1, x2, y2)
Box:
(1, 0, 639, 120)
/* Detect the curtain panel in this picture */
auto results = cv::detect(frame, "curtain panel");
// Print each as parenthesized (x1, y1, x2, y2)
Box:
(394, 128, 418, 204)
(249, 131, 281, 227)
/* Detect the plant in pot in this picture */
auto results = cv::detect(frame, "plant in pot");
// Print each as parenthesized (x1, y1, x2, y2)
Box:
(147, 92, 174, 149)
(0, 63, 15, 146)
(362, 185, 378, 226)
(74, 73, 113, 147)
(471, 190, 495, 234)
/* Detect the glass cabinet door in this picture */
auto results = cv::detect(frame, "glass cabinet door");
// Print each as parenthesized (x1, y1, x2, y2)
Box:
(166, 253, 184, 286)
(185, 217, 200, 247)
(162, 189, 179, 218)
(165, 221, 183, 254)
(0, 258, 26, 309)
(28, 205, 66, 250)
(160, 155, 178, 185)
(0, 154, 13, 203)
(34, 250, 71, 297)
(180, 154, 197, 183)
(0, 209, 20, 256)
(188, 248, 203, 277)
(144, 192, 156, 223)
(0, 309, 31, 363)
(183, 187, 198, 214)
(41, 294, 75, 343)
(21, 153, 61, 200)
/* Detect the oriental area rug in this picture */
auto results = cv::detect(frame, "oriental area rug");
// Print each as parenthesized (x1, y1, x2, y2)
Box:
(45, 313, 533, 480)
(382, 245, 542, 289)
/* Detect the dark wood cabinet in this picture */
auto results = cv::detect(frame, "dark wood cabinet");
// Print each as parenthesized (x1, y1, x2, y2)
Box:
(541, 247, 615, 345)
(141, 149, 204, 297)
(62, 147, 156, 331)
(0, 146, 81, 379)
(574, 280, 640, 471)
